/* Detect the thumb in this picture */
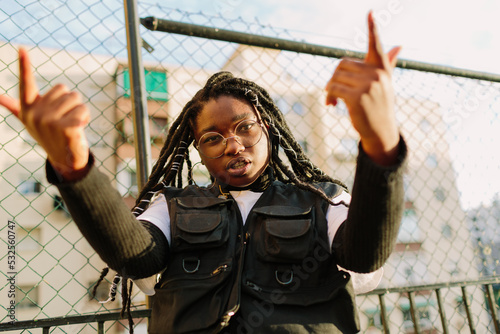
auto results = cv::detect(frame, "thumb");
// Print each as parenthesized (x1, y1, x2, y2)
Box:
(387, 46, 402, 69)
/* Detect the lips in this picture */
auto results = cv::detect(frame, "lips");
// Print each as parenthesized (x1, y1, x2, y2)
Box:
(226, 157, 251, 176)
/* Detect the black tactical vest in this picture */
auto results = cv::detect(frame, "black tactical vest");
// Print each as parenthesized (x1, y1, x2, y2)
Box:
(148, 180, 360, 334)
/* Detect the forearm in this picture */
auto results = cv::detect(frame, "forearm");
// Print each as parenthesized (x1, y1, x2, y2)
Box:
(46, 155, 168, 279)
(333, 135, 407, 272)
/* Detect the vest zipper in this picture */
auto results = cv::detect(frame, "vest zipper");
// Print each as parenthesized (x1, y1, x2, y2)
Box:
(211, 263, 230, 276)
(218, 232, 250, 330)
(245, 281, 262, 292)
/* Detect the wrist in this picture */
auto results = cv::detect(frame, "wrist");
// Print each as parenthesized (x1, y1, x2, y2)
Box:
(48, 156, 90, 182)
(360, 132, 400, 166)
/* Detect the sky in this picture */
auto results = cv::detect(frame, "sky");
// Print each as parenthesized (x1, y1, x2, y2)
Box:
(155, 0, 500, 209)
(156, 0, 500, 74)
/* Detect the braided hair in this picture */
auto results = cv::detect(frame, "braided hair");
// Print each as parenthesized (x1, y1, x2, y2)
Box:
(96, 71, 348, 333)
(132, 71, 346, 215)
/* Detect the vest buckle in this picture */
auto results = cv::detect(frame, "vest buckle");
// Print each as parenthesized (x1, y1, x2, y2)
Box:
(183, 257, 200, 273)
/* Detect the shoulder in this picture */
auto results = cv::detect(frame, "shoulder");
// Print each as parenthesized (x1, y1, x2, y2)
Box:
(271, 180, 346, 203)
(162, 184, 216, 200)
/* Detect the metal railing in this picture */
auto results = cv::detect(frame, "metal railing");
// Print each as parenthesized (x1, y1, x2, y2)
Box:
(0, 279, 498, 333)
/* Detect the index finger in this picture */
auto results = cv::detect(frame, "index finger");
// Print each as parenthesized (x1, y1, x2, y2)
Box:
(19, 47, 39, 111)
(0, 95, 21, 116)
(364, 11, 389, 69)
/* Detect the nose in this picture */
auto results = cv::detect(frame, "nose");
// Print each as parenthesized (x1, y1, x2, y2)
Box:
(223, 136, 245, 156)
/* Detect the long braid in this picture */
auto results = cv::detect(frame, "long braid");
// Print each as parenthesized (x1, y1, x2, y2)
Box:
(131, 71, 346, 212)
(107, 71, 350, 334)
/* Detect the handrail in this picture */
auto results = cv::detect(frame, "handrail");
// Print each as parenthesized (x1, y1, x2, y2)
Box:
(140, 16, 500, 83)
(1, 279, 498, 333)
(0, 309, 151, 333)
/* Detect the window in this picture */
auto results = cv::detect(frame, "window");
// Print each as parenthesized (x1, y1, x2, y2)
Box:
(424, 154, 438, 168)
(292, 101, 305, 115)
(419, 118, 432, 133)
(18, 178, 42, 195)
(150, 116, 168, 145)
(117, 160, 138, 197)
(53, 194, 70, 216)
(16, 285, 39, 309)
(117, 114, 168, 145)
(400, 298, 434, 333)
(434, 187, 446, 202)
(335, 101, 349, 116)
(334, 138, 358, 161)
(88, 280, 110, 302)
(298, 139, 309, 153)
(397, 208, 420, 243)
(274, 96, 290, 114)
(442, 224, 452, 239)
(17, 228, 42, 252)
(122, 69, 168, 101)
(364, 308, 382, 330)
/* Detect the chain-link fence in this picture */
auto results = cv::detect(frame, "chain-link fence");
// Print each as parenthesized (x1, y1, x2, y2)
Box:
(1, 0, 500, 333)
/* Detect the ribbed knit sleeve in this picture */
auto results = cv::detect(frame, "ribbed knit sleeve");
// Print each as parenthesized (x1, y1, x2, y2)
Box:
(333, 136, 407, 273)
(46, 156, 169, 279)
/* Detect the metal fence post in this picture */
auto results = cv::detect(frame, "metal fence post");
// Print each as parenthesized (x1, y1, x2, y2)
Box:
(124, 0, 152, 189)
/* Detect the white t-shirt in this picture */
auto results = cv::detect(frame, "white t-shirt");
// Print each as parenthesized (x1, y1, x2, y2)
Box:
(134, 190, 382, 295)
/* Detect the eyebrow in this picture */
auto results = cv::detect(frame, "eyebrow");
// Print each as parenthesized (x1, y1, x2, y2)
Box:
(199, 112, 254, 134)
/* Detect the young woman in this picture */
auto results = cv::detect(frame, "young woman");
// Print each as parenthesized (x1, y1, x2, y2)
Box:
(1, 13, 406, 334)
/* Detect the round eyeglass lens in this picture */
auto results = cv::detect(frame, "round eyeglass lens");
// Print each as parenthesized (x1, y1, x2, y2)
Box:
(198, 120, 263, 158)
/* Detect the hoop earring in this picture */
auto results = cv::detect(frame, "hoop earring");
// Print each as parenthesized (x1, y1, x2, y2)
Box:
(188, 161, 212, 187)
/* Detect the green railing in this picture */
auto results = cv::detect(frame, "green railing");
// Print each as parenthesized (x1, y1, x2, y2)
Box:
(1, 279, 498, 333)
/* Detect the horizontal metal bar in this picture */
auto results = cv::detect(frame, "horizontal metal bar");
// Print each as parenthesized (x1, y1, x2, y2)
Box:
(364, 277, 500, 296)
(0, 309, 151, 331)
(141, 16, 500, 83)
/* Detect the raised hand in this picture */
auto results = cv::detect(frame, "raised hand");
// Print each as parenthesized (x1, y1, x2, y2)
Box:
(0, 48, 90, 180)
(325, 12, 401, 166)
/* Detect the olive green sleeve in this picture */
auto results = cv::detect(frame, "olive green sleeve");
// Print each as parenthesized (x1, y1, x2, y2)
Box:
(333, 136, 407, 273)
(46, 155, 168, 279)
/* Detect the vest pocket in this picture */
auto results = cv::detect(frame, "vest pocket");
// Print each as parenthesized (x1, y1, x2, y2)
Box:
(171, 197, 231, 252)
(254, 206, 314, 263)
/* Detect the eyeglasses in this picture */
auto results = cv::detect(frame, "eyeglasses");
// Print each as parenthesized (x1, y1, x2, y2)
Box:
(195, 119, 264, 159)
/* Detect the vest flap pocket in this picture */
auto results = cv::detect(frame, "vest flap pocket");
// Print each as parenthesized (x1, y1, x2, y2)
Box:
(176, 196, 231, 209)
(265, 219, 311, 239)
(177, 213, 221, 234)
(253, 205, 311, 217)
(172, 211, 229, 251)
(257, 217, 314, 263)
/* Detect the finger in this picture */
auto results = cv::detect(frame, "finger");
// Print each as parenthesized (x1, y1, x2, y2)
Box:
(0, 95, 21, 117)
(331, 69, 378, 88)
(337, 58, 379, 73)
(387, 46, 402, 69)
(325, 59, 377, 92)
(40, 84, 78, 115)
(60, 104, 91, 129)
(365, 11, 389, 69)
(325, 82, 357, 106)
(19, 47, 39, 110)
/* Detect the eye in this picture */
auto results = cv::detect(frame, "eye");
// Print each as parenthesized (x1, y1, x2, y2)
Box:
(201, 133, 223, 145)
(238, 121, 256, 133)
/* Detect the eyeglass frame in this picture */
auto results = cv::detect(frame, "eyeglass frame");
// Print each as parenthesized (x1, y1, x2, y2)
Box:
(194, 118, 265, 159)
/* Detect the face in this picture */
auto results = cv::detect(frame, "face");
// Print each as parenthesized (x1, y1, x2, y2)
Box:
(193, 95, 270, 188)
